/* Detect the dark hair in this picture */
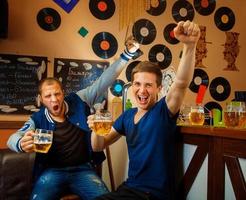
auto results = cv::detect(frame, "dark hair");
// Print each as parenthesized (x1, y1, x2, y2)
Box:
(38, 77, 63, 95)
(131, 61, 163, 86)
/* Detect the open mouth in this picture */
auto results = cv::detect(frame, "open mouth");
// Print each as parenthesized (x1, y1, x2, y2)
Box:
(138, 95, 148, 104)
(53, 105, 59, 111)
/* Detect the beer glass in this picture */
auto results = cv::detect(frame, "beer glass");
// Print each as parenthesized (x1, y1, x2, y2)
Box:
(93, 110, 113, 136)
(188, 105, 205, 126)
(224, 101, 246, 128)
(33, 129, 53, 153)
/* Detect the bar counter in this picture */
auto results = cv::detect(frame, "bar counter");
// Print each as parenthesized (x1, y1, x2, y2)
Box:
(176, 125, 246, 200)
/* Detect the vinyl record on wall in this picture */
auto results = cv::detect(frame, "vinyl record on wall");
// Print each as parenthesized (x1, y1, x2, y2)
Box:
(189, 68, 209, 93)
(37, 7, 61, 31)
(89, 0, 115, 20)
(204, 101, 222, 125)
(163, 23, 179, 45)
(209, 77, 231, 101)
(125, 61, 141, 82)
(194, 0, 216, 16)
(92, 32, 118, 59)
(110, 79, 125, 97)
(148, 44, 172, 70)
(172, 0, 195, 22)
(146, 0, 166, 16)
(214, 7, 235, 31)
(132, 19, 157, 45)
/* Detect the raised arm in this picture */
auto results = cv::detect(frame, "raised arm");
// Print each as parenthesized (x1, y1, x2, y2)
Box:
(77, 40, 140, 108)
(166, 21, 200, 115)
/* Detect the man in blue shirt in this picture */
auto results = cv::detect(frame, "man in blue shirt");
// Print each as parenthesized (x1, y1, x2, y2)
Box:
(88, 20, 200, 200)
(7, 39, 140, 200)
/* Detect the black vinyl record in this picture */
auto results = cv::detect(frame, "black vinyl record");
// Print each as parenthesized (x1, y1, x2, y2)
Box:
(125, 61, 141, 82)
(204, 101, 222, 112)
(194, 0, 216, 16)
(37, 7, 61, 31)
(163, 23, 179, 45)
(172, 0, 195, 22)
(89, 0, 115, 20)
(214, 7, 235, 31)
(209, 77, 231, 101)
(146, 0, 166, 16)
(189, 68, 209, 93)
(204, 101, 222, 125)
(132, 19, 156, 45)
(92, 32, 118, 59)
(110, 79, 125, 97)
(148, 44, 172, 70)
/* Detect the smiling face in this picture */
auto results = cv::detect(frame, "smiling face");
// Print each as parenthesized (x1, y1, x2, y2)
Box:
(39, 79, 65, 119)
(131, 61, 163, 111)
(132, 72, 162, 111)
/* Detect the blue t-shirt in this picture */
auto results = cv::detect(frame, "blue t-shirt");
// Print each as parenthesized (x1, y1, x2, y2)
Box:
(113, 97, 177, 199)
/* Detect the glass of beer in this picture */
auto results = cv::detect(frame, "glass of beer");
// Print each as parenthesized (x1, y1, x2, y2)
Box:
(33, 129, 53, 153)
(93, 110, 113, 136)
(224, 101, 246, 128)
(188, 105, 205, 126)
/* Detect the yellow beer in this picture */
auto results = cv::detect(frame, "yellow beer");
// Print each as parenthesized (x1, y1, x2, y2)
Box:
(33, 129, 53, 153)
(188, 105, 205, 126)
(189, 111, 205, 125)
(34, 142, 52, 153)
(93, 120, 113, 136)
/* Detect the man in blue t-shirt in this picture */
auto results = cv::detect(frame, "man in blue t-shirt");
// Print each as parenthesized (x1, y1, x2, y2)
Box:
(88, 20, 200, 200)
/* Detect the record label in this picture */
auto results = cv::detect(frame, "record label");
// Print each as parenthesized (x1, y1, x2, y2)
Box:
(37, 8, 61, 31)
(110, 79, 125, 97)
(89, 0, 115, 20)
(194, 0, 216, 16)
(163, 23, 179, 45)
(132, 19, 156, 45)
(125, 61, 141, 82)
(146, 0, 166, 16)
(172, 0, 195, 22)
(92, 32, 118, 59)
(189, 68, 209, 93)
(148, 44, 172, 70)
(209, 77, 231, 101)
(214, 7, 235, 31)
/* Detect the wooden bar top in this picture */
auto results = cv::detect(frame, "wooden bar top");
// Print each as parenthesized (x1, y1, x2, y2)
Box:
(178, 125, 246, 140)
(1, 121, 246, 141)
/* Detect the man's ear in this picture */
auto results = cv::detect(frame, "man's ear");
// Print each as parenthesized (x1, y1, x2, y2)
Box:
(36, 94, 41, 107)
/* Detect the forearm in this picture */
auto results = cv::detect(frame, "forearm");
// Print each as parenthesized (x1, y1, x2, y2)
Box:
(175, 44, 196, 88)
(7, 133, 23, 152)
(7, 118, 35, 152)
(77, 57, 128, 107)
(91, 132, 106, 152)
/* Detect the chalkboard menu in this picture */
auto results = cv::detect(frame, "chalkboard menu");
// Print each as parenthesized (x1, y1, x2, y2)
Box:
(0, 54, 47, 114)
(54, 58, 109, 98)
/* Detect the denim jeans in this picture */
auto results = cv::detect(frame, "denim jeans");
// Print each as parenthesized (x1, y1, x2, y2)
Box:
(30, 163, 109, 200)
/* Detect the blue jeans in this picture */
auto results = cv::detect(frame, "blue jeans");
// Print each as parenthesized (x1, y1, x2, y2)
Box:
(30, 163, 109, 200)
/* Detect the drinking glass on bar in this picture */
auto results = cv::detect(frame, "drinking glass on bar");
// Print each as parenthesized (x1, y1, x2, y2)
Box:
(93, 110, 113, 136)
(224, 101, 246, 128)
(188, 105, 205, 126)
(33, 129, 53, 153)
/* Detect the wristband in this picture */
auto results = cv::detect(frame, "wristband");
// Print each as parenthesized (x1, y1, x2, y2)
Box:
(120, 49, 135, 61)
